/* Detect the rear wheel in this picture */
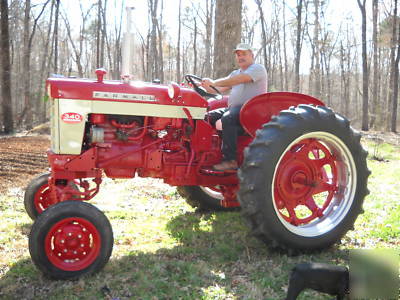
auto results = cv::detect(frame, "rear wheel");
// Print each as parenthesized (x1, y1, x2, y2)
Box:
(24, 173, 80, 220)
(177, 186, 236, 211)
(29, 201, 113, 279)
(238, 105, 370, 251)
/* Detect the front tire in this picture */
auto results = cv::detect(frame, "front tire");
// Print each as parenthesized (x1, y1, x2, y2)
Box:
(238, 105, 370, 251)
(29, 201, 113, 279)
(24, 173, 80, 220)
(177, 186, 235, 211)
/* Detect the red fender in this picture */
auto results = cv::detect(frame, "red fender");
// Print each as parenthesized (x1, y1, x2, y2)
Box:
(240, 92, 325, 137)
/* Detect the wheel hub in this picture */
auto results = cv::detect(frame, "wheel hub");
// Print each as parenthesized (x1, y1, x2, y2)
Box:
(45, 217, 101, 271)
(274, 138, 339, 226)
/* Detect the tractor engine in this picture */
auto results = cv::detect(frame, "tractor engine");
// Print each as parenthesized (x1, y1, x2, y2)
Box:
(83, 113, 206, 180)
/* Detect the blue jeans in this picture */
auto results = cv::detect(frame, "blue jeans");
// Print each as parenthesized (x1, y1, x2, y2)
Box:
(207, 106, 242, 161)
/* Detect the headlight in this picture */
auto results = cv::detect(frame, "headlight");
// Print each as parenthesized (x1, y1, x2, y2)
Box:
(167, 82, 180, 100)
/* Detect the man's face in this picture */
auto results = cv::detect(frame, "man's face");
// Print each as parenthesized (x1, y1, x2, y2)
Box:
(235, 50, 254, 69)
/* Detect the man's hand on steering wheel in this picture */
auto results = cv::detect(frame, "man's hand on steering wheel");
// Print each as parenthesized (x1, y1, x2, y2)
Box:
(184, 74, 222, 99)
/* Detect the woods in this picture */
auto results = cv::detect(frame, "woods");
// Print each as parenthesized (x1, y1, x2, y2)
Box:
(0, 0, 399, 132)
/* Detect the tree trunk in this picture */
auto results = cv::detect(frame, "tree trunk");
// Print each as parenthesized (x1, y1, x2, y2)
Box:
(294, 0, 303, 92)
(357, 0, 369, 131)
(370, 0, 379, 128)
(390, 0, 399, 132)
(0, 0, 13, 133)
(176, 0, 182, 82)
(282, 1, 289, 90)
(313, 0, 321, 99)
(38, 0, 55, 123)
(149, 0, 159, 81)
(22, 0, 32, 129)
(193, 17, 198, 75)
(156, 0, 164, 82)
(255, 0, 268, 77)
(203, 0, 214, 76)
(213, 0, 242, 78)
(96, 0, 101, 68)
(53, 0, 59, 73)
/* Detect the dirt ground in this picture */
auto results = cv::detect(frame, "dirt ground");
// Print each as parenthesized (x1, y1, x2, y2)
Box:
(0, 135, 49, 193)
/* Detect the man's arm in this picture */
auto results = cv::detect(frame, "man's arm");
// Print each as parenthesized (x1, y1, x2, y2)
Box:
(201, 73, 253, 93)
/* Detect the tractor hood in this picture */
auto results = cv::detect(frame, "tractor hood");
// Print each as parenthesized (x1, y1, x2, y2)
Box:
(46, 77, 208, 108)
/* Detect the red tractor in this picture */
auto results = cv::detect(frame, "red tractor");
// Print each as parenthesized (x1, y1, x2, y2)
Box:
(25, 70, 369, 279)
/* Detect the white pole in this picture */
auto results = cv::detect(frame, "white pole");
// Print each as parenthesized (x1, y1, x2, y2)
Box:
(121, 6, 135, 77)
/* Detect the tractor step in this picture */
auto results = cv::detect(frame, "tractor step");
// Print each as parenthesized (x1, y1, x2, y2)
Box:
(200, 168, 237, 176)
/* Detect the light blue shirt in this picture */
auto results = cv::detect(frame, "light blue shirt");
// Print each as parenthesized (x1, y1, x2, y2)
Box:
(228, 63, 268, 107)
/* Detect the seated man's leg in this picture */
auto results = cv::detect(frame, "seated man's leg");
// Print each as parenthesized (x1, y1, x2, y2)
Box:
(213, 106, 242, 171)
(206, 107, 227, 127)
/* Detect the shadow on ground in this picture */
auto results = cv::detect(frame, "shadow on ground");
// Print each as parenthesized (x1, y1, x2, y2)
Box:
(0, 211, 346, 300)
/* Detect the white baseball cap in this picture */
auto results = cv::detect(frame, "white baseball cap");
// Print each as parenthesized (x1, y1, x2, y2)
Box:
(234, 43, 254, 52)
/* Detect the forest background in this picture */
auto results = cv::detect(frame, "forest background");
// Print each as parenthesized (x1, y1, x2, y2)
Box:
(0, 0, 399, 134)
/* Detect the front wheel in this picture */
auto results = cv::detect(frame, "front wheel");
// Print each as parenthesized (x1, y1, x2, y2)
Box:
(24, 173, 80, 220)
(177, 186, 236, 211)
(29, 201, 113, 279)
(238, 105, 370, 251)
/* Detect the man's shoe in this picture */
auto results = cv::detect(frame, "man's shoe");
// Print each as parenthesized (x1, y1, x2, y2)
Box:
(212, 160, 238, 171)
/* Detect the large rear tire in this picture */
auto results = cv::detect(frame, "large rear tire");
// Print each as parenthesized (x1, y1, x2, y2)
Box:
(238, 105, 370, 251)
(29, 201, 113, 279)
(177, 186, 236, 211)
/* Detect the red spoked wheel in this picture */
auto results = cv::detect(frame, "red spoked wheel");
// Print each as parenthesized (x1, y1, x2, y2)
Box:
(29, 201, 113, 279)
(274, 138, 339, 226)
(272, 133, 357, 238)
(238, 105, 369, 251)
(24, 173, 80, 220)
(45, 217, 101, 272)
(34, 182, 53, 213)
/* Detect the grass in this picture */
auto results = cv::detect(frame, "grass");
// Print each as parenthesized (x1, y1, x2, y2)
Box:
(0, 138, 399, 299)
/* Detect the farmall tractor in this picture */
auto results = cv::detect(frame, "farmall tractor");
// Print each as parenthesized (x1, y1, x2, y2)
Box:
(25, 69, 369, 279)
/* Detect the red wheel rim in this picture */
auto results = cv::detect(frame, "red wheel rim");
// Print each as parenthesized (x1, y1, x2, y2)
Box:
(34, 183, 54, 214)
(45, 217, 101, 271)
(274, 138, 338, 226)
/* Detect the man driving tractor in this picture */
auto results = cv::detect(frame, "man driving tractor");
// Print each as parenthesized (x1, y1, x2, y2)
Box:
(201, 43, 267, 171)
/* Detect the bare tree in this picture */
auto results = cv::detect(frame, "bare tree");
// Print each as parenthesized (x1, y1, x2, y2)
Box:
(311, 0, 322, 99)
(19, 0, 50, 128)
(370, 0, 379, 128)
(357, 0, 369, 131)
(213, 0, 242, 78)
(0, 0, 13, 133)
(176, 0, 182, 82)
(53, 0, 60, 72)
(390, 0, 399, 132)
(203, 0, 214, 76)
(255, 0, 268, 75)
(62, 3, 95, 77)
(156, 0, 164, 82)
(294, 0, 303, 92)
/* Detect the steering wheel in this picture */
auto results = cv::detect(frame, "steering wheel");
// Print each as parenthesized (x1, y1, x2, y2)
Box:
(184, 74, 222, 99)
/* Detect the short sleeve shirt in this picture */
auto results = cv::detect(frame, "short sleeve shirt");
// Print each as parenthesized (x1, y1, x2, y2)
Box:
(228, 63, 268, 107)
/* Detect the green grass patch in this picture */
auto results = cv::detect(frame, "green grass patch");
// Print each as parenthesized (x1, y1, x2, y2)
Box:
(0, 140, 399, 299)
